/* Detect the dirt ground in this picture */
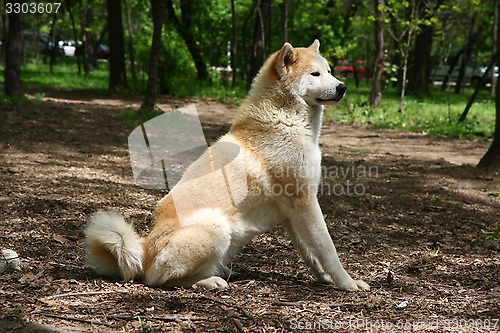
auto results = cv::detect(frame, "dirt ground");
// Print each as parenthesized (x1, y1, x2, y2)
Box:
(1, 89, 499, 333)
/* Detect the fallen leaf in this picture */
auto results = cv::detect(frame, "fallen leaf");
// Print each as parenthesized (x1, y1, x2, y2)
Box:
(396, 300, 409, 310)
(53, 234, 69, 244)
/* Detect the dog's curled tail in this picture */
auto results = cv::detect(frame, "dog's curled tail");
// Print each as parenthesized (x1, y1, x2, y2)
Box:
(84, 211, 143, 281)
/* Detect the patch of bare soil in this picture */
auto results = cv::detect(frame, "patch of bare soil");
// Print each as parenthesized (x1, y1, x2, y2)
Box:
(1, 90, 499, 332)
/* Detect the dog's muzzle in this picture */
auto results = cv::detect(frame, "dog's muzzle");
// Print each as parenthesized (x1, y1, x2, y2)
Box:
(316, 84, 347, 103)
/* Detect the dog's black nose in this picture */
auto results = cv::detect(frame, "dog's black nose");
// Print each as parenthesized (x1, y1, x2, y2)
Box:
(337, 84, 347, 94)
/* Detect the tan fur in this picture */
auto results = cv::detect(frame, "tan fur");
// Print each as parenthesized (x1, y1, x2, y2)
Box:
(84, 40, 370, 291)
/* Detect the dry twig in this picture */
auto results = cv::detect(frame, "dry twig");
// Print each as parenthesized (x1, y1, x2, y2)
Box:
(201, 295, 254, 320)
(40, 313, 112, 327)
(109, 314, 200, 322)
(46, 290, 125, 300)
(272, 300, 301, 306)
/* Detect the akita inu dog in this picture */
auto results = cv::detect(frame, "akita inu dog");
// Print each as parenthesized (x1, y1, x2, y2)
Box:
(84, 40, 370, 291)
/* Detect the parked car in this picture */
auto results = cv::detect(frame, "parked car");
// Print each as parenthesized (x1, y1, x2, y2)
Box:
(97, 44, 110, 59)
(75, 43, 110, 60)
(59, 40, 81, 57)
(335, 59, 373, 78)
(471, 65, 499, 86)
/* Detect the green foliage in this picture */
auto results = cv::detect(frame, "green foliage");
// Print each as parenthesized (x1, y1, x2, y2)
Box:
(326, 78, 495, 140)
(433, 0, 494, 66)
(481, 228, 500, 240)
(0, 90, 43, 106)
(122, 108, 164, 126)
(135, 316, 164, 332)
(285, 0, 372, 61)
(0, 93, 31, 106)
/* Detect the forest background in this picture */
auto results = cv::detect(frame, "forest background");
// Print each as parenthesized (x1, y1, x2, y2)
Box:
(2, 0, 500, 170)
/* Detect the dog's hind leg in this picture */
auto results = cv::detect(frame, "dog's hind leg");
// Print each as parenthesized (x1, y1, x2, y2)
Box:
(143, 209, 232, 289)
(166, 275, 229, 290)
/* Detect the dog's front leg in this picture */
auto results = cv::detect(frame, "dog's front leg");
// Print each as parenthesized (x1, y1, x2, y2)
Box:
(281, 197, 370, 291)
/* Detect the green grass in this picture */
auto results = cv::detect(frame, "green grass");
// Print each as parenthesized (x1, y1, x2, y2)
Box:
(327, 78, 496, 140)
(0, 93, 32, 106)
(12, 57, 110, 90)
(166, 71, 248, 104)
(481, 227, 500, 240)
(1, 58, 247, 101)
(122, 108, 165, 126)
(2, 61, 495, 140)
(353, 147, 370, 153)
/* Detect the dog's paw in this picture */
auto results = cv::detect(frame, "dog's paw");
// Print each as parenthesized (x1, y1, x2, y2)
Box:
(337, 279, 370, 292)
(193, 276, 229, 290)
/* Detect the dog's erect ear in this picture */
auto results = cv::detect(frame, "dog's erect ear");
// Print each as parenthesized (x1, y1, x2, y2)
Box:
(309, 39, 320, 52)
(275, 42, 296, 78)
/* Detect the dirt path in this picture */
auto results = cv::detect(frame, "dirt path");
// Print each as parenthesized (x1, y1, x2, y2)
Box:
(322, 126, 489, 166)
(1, 91, 499, 332)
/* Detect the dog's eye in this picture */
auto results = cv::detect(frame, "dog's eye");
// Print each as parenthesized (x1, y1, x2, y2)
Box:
(311, 72, 320, 77)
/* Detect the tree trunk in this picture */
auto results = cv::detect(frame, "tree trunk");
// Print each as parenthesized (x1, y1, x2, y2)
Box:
(46, 15, 59, 72)
(231, 0, 238, 88)
(158, 43, 171, 94)
(166, 0, 208, 81)
(398, 30, 411, 113)
(107, 0, 128, 90)
(492, 0, 498, 97)
(80, 0, 97, 74)
(477, 0, 500, 173)
(4, 0, 23, 97)
(124, 0, 137, 86)
(407, 26, 433, 93)
(247, 0, 271, 89)
(407, 0, 443, 93)
(370, 0, 384, 108)
(265, 0, 272, 56)
(454, 15, 476, 94)
(477, 78, 500, 172)
(0, 13, 6, 65)
(140, 0, 165, 111)
(389, 13, 402, 89)
(66, 0, 81, 76)
(440, 49, 464, 91)
(283, 0, 288, 43)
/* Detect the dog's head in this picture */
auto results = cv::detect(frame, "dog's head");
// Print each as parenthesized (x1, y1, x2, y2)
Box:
(257, 40, 347, 107)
